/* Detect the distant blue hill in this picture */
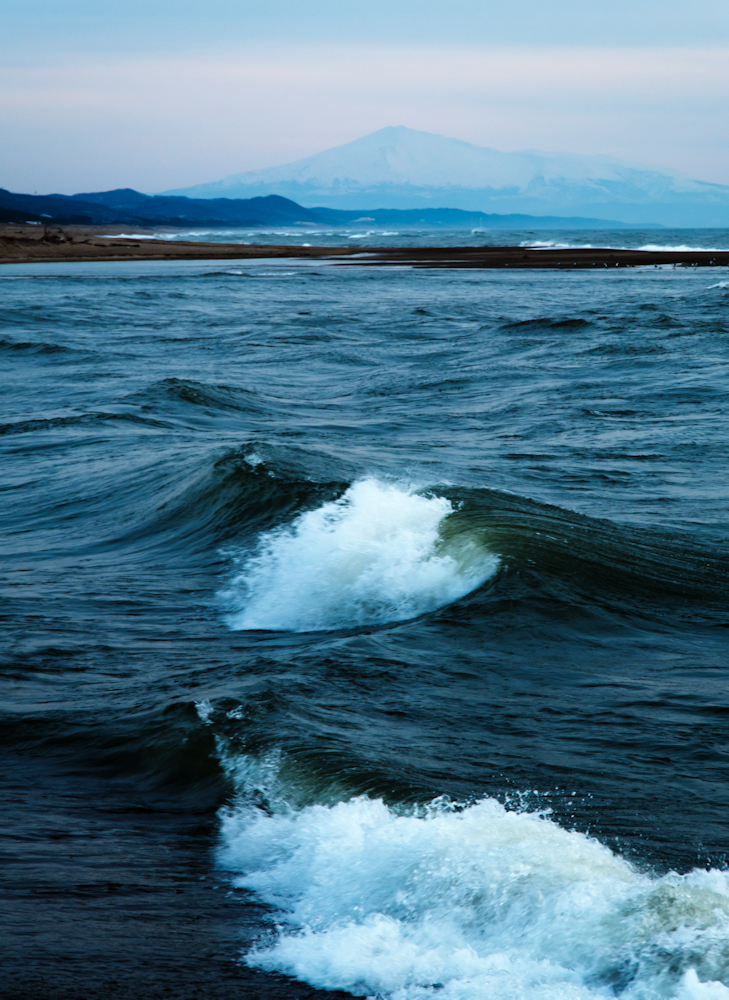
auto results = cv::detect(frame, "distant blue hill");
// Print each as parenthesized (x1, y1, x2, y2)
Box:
(0, 188, 322, 227)
(0, 187, 643, 230)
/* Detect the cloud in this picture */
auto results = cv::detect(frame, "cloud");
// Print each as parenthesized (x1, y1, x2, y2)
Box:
(1, 45, 727, 193)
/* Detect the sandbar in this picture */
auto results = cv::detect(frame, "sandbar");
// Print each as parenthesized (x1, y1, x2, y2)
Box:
(1, 224, 727, 269)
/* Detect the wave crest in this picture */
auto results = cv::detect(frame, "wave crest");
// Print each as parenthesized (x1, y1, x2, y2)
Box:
(221, 478, 498, 631)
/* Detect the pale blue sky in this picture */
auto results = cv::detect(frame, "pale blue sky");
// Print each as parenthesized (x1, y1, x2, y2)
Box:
(6, 1, 729, 52)
(2, 1, 728, 193)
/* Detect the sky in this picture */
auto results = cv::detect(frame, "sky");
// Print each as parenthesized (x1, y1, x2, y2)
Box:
(2, 0, 728, 195)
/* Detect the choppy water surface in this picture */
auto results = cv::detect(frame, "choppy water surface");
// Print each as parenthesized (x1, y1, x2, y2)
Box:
(105, 224, 729, 252)
(2, 235, 729, 999)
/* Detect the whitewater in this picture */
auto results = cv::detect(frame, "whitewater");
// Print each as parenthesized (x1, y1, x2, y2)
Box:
(2, 236, 729, 1000)
(219, 781, 729, 1000)
(222, 479, 499, 631)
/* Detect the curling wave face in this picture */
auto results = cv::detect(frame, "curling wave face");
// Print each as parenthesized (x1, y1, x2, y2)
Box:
(218, 753, 729, 1000)
(221, 479, 499, 631)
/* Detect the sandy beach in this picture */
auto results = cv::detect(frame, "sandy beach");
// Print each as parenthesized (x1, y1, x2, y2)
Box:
(0, 224, 355, 264)
(2, 223, 729, 268)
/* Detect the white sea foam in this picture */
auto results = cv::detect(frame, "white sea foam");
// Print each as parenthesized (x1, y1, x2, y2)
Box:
(521, 240, 596, 250)
(219, 768, 729, 1000)
(518, 240, 728, 255)
(100, 230, 253, 242)
(100, 232, 162, 239)
(707, 282, 729, 289)
(638, 245, 726, 253)
(345, 230, 399, 239)
(221, 479, 498, 632)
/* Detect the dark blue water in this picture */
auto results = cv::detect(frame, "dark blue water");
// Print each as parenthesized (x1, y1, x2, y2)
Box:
(2, 235, 729, 999)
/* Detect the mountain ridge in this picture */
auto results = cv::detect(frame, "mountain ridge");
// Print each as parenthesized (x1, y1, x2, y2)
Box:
(163, 126, 729, 226)
(0, 187, 642, 230)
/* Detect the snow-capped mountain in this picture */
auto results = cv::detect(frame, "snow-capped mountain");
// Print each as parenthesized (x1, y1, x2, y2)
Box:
(164, 127, 729, 226)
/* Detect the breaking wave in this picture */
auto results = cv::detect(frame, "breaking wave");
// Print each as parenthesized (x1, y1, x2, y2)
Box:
(219, 755, 729, 1000)
(521, 240, 596, 250)
(221, 478, 498, 632)
(638, 244, 727, 253)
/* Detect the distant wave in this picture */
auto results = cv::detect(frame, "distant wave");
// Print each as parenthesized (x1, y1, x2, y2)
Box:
(521, 240, 597, 250)
(521, 240, 729, 253)
(638, 244, 728, 253)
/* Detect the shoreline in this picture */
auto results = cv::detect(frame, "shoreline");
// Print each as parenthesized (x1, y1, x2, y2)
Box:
(0, 224, 355, 264)
(2, 224, 728, 269)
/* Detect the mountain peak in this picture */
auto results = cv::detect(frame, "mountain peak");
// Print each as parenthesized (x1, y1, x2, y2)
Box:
(163, 127, 729, 226)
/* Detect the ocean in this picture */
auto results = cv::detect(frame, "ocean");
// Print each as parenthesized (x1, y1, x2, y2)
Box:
(2, 227, 729, 1000)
